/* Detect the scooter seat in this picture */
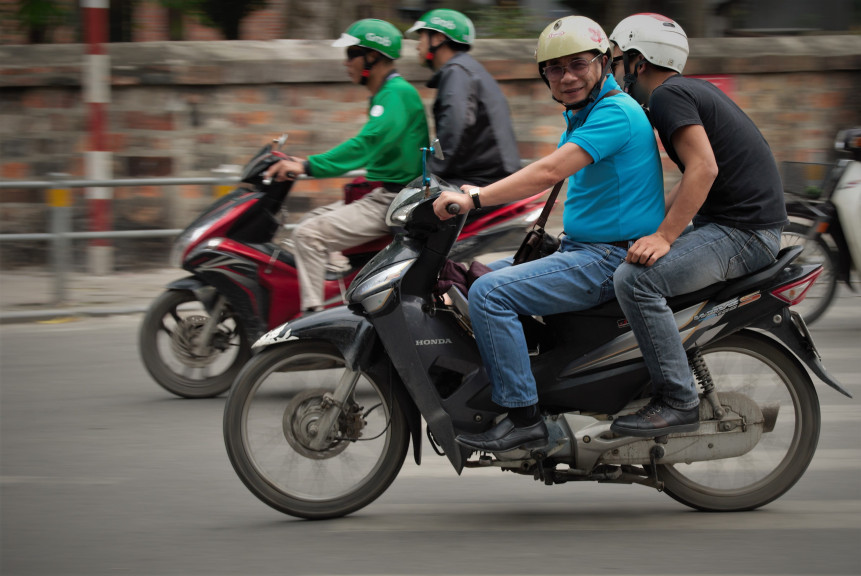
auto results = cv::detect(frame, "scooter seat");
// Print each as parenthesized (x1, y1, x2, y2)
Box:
(554, 246, 801, 322)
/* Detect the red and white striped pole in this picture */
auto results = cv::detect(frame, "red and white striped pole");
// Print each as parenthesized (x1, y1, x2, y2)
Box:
(82, 0, 112, 275)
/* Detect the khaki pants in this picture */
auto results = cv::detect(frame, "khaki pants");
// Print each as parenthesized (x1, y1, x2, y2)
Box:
(291, 186, 396, 310)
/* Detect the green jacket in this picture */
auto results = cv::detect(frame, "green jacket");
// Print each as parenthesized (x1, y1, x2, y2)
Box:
(308, 74, 430, 185)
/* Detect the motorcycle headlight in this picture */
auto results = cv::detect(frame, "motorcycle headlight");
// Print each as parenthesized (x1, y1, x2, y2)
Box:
(348, 258, 415, 310)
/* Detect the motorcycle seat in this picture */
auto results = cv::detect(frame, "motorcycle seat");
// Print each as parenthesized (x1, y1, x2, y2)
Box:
(555, 246, 802, 322)
(246, 241, 374, 281)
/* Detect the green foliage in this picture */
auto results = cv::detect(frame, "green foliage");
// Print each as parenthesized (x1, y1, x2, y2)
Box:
(16, 0, 67, 29)
(466, 6, 537, 39)
(197, 0, 268, 39)
(16, 0, 69, 43)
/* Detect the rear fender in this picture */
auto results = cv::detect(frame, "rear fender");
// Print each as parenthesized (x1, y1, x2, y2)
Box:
(253, 306, 424, 464)
(752, 310, 852, 398)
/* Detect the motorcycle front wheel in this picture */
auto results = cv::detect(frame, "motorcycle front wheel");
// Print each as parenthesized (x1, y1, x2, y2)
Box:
(657, 332, 821, 512)
(223, 342, 410, 520)
(780, 222, 837, 324)
(138, 289, 250, 398)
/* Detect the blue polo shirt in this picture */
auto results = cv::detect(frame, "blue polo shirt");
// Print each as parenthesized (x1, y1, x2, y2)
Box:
(560, 75, 664, 243)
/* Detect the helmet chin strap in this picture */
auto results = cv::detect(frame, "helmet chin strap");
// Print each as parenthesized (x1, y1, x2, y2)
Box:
(621, 53, 652, 109)
(360, 52, 378, 85)
(621, 52, 639, 94)
(423, 34, 442, 70)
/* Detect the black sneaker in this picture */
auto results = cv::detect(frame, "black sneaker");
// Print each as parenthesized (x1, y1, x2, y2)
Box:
(610, 399, 699, 437)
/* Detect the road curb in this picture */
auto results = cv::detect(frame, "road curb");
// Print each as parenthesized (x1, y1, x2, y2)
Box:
(0, 305, 148, 324)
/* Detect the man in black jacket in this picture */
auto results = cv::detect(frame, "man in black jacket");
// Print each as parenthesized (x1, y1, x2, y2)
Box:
(407, 8, 521, 188)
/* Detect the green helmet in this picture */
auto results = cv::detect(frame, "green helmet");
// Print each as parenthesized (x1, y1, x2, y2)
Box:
(407, 8, 475, 45)
(333, 19, 402, 60)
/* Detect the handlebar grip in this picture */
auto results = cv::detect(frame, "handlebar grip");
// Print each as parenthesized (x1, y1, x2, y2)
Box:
(446, 203, 461, 215)
(262, 177, 272, 186)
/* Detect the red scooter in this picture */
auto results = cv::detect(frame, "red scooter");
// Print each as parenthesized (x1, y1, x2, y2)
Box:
(139, 136, 547, 398)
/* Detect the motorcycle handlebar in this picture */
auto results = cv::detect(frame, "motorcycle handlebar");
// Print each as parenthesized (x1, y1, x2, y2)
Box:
(446, 203, 461, 215)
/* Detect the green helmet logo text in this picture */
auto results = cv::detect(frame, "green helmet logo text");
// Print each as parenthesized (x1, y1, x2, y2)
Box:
(366, 32, 392, 47)
(430, 17, 456, 30)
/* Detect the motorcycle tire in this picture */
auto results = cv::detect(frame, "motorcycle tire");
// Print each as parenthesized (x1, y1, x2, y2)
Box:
(655, 331, 821, 512)
(223, 341, 410, 520)
(780, 222, 838, 325)
(139, 289, 251, 398)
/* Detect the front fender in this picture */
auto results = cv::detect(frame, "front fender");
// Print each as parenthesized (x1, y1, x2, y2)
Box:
(166, 276, 219, 311)
(253, 306, 375, 371)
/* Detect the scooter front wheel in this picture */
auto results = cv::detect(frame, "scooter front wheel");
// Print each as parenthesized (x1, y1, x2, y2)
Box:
(138, 289, 250, 398)
(223, 342, 410, 519)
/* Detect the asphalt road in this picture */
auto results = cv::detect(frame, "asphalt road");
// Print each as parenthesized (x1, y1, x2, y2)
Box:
(1, 291, 859, 576)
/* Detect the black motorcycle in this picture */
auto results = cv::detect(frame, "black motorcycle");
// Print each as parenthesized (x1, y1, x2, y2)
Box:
(223, 171, 850, 520)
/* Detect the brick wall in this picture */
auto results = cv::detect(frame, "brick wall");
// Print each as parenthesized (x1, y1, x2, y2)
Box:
(1, 36, 860, 269)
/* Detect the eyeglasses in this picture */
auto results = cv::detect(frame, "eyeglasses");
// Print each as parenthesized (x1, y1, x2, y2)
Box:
(542, 53, 602, 82)
(346, 47, 365, 60)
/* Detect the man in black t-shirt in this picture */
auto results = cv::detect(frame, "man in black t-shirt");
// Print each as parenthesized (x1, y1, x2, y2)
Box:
(608, 14, 787, 437)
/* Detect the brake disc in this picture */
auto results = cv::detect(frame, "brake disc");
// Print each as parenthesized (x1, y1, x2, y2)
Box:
(282, 388, 365, 460)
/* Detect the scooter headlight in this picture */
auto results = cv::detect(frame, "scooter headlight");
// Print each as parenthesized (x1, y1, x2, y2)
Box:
(348, 258, 415, 311)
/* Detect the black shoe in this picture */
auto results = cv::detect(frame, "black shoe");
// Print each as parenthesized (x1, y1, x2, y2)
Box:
(610, 399, 700, 437)
(455, 418, 548, 452)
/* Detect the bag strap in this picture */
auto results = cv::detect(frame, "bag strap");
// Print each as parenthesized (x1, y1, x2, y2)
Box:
(532, 89, 622, 230)
(534, 179, 564, 230)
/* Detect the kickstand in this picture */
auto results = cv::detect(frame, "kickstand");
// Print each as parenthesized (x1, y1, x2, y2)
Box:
(649, 441, 666, 492)
(531, 450, 551, 484)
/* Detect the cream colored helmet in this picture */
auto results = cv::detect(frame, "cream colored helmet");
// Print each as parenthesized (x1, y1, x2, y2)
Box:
(535, 16, 611, 108)
(536, 15, 611, 67)
(609, 13, 688, 73)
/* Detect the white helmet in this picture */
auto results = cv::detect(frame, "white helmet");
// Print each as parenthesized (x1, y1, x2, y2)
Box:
(609, 13, 688, 74)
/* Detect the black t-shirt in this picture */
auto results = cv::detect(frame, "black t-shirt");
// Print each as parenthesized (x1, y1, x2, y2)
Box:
(650, 75, 787, 229)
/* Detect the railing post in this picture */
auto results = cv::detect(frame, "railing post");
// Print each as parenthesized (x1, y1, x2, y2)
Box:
(82, 0, 113, 276)
(48, 173, 72, 304)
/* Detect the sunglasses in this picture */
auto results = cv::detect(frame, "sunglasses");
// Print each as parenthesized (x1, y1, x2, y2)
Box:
(346, 47, 365, 60)
(542, 53, 602, 82)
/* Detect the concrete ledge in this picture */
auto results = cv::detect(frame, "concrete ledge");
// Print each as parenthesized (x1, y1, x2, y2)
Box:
(2, 36, 860, 87)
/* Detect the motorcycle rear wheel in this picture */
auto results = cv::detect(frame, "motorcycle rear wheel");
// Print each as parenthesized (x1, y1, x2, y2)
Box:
(139, 289, 250, 398)
(223, 342, 410, 519)
(780, 222, 837, 324)
(657, 332, 821, 512)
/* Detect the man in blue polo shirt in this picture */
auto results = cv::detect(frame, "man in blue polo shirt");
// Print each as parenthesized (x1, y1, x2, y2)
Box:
(432, 16, 664, 452)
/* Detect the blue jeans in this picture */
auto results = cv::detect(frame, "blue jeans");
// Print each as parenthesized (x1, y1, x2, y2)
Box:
(613, 222, 782, 409)
(469, 236, 629, 408)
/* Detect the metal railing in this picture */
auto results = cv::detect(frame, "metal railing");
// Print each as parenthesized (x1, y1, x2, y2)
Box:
(0, 169, 366, 303)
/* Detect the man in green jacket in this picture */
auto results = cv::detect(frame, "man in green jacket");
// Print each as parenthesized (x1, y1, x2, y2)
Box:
(266, 19, 429, 313)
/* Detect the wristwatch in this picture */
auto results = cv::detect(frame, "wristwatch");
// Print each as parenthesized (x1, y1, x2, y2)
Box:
(468, 187, 481, 209)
